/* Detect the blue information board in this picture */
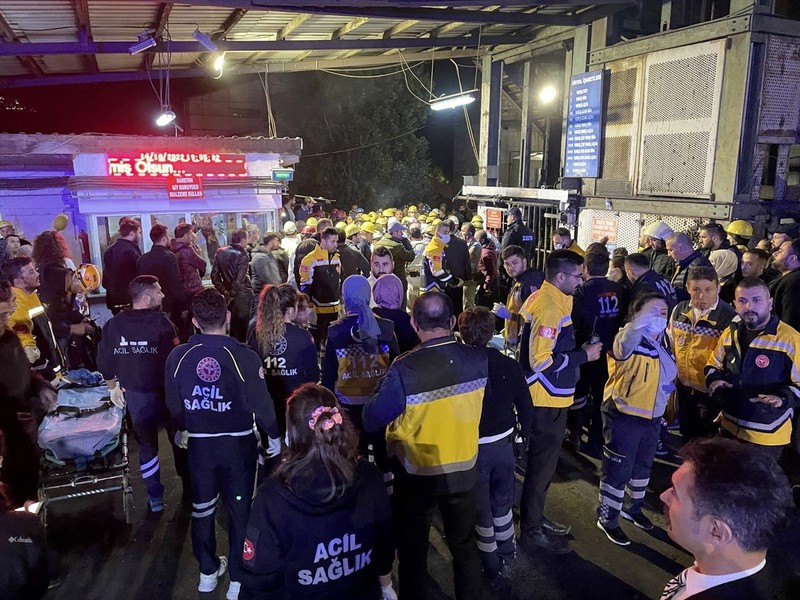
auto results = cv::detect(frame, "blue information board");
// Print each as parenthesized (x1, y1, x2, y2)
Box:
(564, 70, 604, 178)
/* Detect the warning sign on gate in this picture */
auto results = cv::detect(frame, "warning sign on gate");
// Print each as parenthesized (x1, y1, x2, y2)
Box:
(485, 208, 503, 230)
(591, 217, 617, 244)
(167, 175, 204, 199)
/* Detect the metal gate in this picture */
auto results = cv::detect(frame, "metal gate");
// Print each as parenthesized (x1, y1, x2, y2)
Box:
(511, 202, 561, 272)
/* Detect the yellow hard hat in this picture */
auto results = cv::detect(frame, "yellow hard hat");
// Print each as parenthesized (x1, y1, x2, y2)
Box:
(53, 214, 69, 231)
(401, 216, 413, 224)
(0, 220, 12, 229)
(431, 218, 442, 226)
(376, 216, 388, 226)
(368, 211, 377, 219)
(335, 221, 347, 231)
(408, 205, 418, 213)
(360, 222, 377, 234)
(382, 208, 394, 217)
(471, 215, 484, 225)
(725, 220, 753, 238)
(76, 263, 102, 293)
(345, 223, 360, 237)
(429, 208, 440, 217)
(306, 216, 318, 227)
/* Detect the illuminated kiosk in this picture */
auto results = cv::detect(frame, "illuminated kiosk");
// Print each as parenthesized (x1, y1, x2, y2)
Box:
(0, 134, 302, 290)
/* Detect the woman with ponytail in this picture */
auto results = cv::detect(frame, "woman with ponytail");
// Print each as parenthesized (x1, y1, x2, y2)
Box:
(247, 284, 319, 434)
(241, 383, 397, 600)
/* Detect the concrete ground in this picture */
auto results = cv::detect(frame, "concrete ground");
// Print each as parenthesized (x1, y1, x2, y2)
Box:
(41, 431, 800, 600)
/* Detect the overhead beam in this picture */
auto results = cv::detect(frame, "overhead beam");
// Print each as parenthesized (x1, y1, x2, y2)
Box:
(331, 17, 370, 40)
(0, 34, 533, 56)
(71, 0, 99, 73)
(0, 48, 484, 89)
(425, 5, 501, 38)
(382, 20, 418, 39)
(0, 13, 45, 76)
(132, 0, 636, 8)
(277, 13, 312, 40)
(143, 2, 173, 71)
(215, 8, 248, 39)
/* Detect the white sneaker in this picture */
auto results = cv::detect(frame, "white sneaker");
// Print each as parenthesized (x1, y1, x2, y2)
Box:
(226, 581, 241, 600)
(198, 556, 228, 593)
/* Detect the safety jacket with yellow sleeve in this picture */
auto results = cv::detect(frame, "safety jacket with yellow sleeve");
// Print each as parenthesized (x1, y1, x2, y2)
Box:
(705, 315, 800, 446)
(502, 268, 544, 347)
(421, 236, 452, 292)
(299, 245, 341, 315)
(362, 335, 488, 495)
(605, 335, 673, 419)
(669, 299, 736, 392)
(519, 281, 588, 408)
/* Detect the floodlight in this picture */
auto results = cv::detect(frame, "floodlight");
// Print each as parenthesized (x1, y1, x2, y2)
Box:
(539, 85, 557, 104)
(213, 53, 225, 72)
(430, 91, 477, 111)
(156, 109, 176, 127)
(193, 30, 218, 52)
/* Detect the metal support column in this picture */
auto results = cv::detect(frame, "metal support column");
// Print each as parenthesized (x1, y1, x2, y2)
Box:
(478, 56, 502, 186)
(519, 60, 533, 187)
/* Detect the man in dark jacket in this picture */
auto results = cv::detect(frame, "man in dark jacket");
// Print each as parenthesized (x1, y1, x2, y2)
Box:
(373, 222, 416, 308)
(97, 275, 188, 511)
(625, 252, 678, 313)
(171, 223, 206, 300)
(249, 232, 284, 302)
(667, 232, 712, 302)
(102, 217, 141, 314)
(475, 230, 499, 309)
(500, 207, 534, 259)
(444, 220, 471, 319)
(211, 228, 252, 342)
(337, 228, 370, 280)
(769, 237, 800, 332)
(137, 224, 187, 327)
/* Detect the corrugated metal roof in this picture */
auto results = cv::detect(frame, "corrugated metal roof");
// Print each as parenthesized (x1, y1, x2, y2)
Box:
(0, 1, 613, 86)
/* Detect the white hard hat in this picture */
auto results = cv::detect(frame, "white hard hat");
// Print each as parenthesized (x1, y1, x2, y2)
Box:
(642, 221, 674, 241)
(283, 221, 297, 234)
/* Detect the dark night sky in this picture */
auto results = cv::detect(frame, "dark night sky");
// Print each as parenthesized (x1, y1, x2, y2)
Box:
(0, 60, 478, 181)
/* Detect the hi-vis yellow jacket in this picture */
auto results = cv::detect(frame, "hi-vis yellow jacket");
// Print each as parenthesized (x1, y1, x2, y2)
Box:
(706, 315, 800, 446)
(669, 300, 736, 391)
(421, 236, 452, 292)
(605, 335, 671, 419)
(519, 281, 587, 408)
(299, 245, 341, 315)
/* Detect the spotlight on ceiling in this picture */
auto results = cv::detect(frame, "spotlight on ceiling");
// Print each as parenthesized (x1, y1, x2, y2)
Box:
(539, 85, 558, 104)
(155, 108, 177, 127)
(430, 90, 477, 111)
(129, 30, 157, 55)
(193, 29, 218, 52)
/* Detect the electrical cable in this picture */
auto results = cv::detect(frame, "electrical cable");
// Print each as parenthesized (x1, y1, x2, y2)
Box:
(302, 125, 426, 158)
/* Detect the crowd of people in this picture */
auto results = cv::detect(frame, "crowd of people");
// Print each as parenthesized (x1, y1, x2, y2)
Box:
(1, 206, 799, 599)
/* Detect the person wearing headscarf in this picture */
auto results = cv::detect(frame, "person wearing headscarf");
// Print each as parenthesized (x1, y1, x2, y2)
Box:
(322, 275, 399, 493)
(373, 274, 419, 353)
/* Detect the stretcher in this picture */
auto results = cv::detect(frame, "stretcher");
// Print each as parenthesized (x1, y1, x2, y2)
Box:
(37, 384, 133, 526)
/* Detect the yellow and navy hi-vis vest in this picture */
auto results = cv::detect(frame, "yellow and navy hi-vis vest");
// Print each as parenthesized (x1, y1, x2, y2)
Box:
(670, 300, 736, 391)
(421, 236, 452, 293)
(518, 281, 583, 409)
(299, 245, 341, 314)
(705, 316, 800, 446)
(322, 315, 398, 406)
(385, 337, 487, 490)
(10, 287, 41, 350)
(605, 336, 671, 419)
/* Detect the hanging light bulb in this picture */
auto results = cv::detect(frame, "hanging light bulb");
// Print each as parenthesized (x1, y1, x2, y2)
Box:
(539, 85, 557, 104)
(156, 108, 176, 127)
(213, 53, 225, 72)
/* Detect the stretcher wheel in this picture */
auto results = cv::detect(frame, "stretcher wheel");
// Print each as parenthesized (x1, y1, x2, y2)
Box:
(123, 490, 134, 524)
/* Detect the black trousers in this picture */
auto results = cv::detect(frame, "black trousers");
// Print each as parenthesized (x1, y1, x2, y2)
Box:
(228, 293, 253, 343)
(312, 311, 337, 349)
(445, 285, 464, 321)
(676, 382, 719, 444)
(394, 473, 482, 600)
(572, 358, 610, 450)
(520, 407, 569, 535)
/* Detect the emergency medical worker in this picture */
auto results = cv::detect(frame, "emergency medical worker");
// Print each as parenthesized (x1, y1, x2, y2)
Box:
(165, 289, 280, 599)
(421, 222, 461, 293)
(98, 275, 189, 511)
(625, 252, 679, 313)
(517, 250, 602, 554)
(240, 384, 396, 600)
(570, 251, 628, 456)
(551, 227, 584, 256)
(363, 292, 487, 600)
(323, 275, 398, 491)
(459, 307, 532, 590)
(597, 292, 676, 546)
(248, 284, 319, 435)
(706, 277, 800, 457)
(668, 266, 735, 443)
(493, 245, 544, 354)
(299, 227, 342, 348)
